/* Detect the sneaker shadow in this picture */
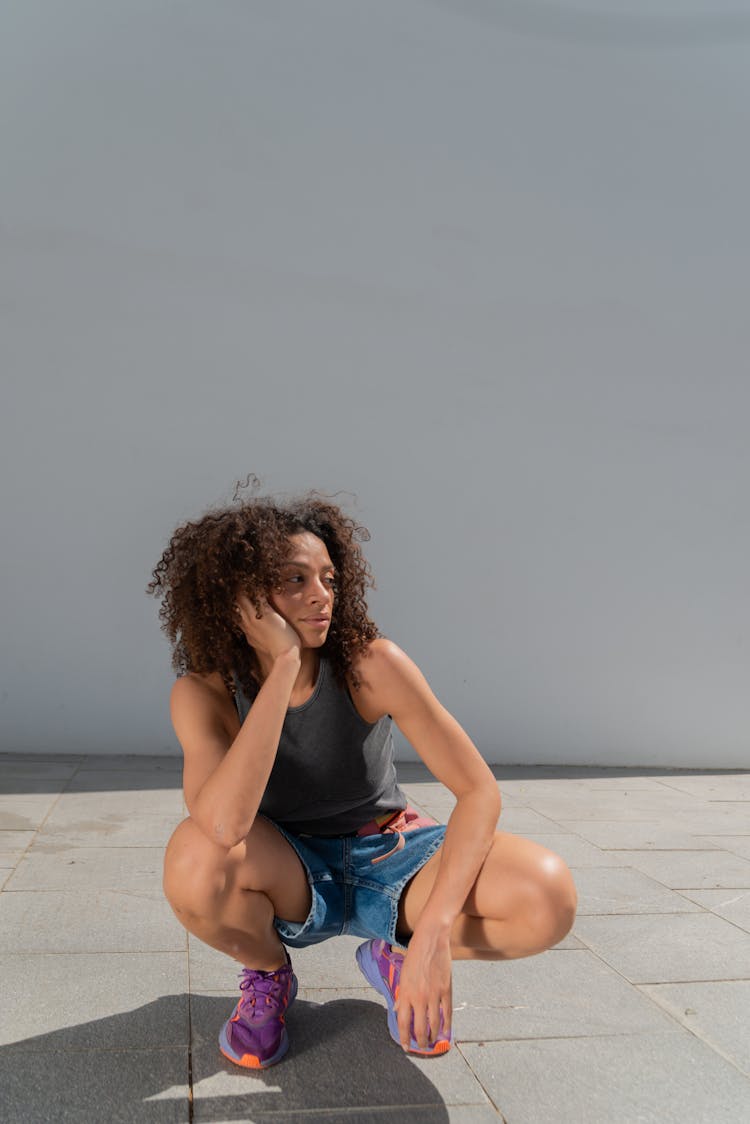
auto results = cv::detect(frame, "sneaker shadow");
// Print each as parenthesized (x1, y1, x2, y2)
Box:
(0, 993, 450, 1123)
(191, 994, 451, 1120)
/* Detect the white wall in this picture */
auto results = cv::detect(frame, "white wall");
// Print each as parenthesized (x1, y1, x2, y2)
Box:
(2, 1, 749, 765)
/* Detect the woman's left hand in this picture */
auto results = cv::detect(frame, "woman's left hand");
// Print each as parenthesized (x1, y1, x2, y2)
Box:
(395, 926, 453, 1051)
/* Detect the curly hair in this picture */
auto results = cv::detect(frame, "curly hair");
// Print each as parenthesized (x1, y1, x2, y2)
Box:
(146, 487, 380, 699)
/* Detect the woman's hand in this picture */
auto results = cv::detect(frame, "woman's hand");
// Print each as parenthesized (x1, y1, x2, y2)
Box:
(395, 926, 453, 1051)
(236, 594, 302, 661)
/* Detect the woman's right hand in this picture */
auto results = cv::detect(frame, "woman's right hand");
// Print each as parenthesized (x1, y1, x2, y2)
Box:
(236, 594, 302, 661)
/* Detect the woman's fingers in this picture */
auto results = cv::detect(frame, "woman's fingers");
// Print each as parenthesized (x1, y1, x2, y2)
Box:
(412, 1004, 430, 1050)
(234, 594, 302, 658)
(428, 998, 443, 1044)
(396, 996, 414, 1051)
(397, 999, 450, 1050)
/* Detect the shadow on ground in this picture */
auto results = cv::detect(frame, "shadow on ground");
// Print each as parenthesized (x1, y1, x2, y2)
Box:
(0, 756, 183, 795)
(4, 753, 749, 796)
(0, 994, 450, 1123)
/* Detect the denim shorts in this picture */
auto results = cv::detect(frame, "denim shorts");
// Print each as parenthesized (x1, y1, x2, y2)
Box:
(267, 817, 447, 949)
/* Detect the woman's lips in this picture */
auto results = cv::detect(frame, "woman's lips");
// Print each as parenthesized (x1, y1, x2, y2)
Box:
(301, 617, 330, 629)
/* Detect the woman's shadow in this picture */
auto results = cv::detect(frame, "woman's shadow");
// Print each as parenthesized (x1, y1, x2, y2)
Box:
(1, 993, 450, 1123)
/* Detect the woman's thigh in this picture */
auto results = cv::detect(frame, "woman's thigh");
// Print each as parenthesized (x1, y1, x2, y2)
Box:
(397, 829, 576, 934)
(164, 815, 312, 924)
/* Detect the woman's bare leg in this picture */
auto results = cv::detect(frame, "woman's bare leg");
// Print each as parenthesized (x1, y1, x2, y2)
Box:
(398, 831, 577, 959)
(163, 816, 311, 971)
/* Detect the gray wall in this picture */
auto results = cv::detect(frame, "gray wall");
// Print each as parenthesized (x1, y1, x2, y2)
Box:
(3, 2, 749, 766)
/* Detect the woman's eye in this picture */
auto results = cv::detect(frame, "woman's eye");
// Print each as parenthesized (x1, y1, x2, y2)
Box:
(286, 575, 303, 584)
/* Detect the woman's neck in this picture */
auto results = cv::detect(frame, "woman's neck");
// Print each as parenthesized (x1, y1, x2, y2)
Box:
(254, 647, 320, 697)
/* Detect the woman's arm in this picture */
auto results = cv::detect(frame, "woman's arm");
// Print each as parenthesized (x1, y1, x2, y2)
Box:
(170, 598, 302, 850)
(351, 638, 501, 1049)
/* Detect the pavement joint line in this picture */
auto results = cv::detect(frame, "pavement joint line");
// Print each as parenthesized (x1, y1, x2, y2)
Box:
(635, 977, 750, 986)
(629, 995, 750, 1080)
(574, 908, 734, 916)
(1, 1045, 191, 1054)
(459, 1030, 685, 1042)
(455, 1041, 503, 1117)
(186, 927, 194, 1122)
(219, 1105, 467, 1118)
(22, 753, 88, 847)
(0, 948, 187, 955)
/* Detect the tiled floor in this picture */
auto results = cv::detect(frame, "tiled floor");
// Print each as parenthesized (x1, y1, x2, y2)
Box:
(1, 754, 749, 1123)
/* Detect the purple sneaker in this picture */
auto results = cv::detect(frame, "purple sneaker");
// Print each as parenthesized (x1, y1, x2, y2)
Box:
(218, 958, 298, 1069)
(356, 939, 452, 1056)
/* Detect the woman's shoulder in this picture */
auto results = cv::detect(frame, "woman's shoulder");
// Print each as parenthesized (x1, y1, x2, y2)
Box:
(170, 670, 240, 733)
(351, 637, 413, 677)
(172, 668, 231, 694)
(346, 637, 417, 721)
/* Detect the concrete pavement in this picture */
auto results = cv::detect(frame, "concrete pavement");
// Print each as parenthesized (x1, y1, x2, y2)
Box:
(1, 754, 749, 1123)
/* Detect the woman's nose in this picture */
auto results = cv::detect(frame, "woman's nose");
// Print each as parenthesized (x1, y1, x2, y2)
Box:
(310, 579, 331, 603)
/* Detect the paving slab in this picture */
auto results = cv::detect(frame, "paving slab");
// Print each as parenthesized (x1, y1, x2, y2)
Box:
(558, 819, 723, 850)
(38, 789, 183, 846)
(520, 833, 628, 867)
(6, 844, 165, 892)
(0, 753, 84, 765)
(705, 836, 750, 860)
(0, 776, 72, 795)
(640, 980, 750, 1076)
(0, 760, 78, 777)
(450, 949, 675, 1040)
(0, 1047, 189, 1124)
(43, 785, 184, 815)
(404, 797, 455, 820)
(572, 867, 702, 915)
(441, 1110, 502, 1124)
(461, 1029, 750, 1124)
(0, 952, 188, 1047)
(0, 793, 61, 831)
(0, 889, 185, 953)
(66, 768, 184, 793)
(668, 806, 750, 835)
(82, 754, 183, 772)
(574, 912, 750, 983)
(0, 830, 36, 851)
(615, 848, 750, 890)
(189, 1107, 488, 1123)
(655, 775, 750, 800)
(189, 994, 460, 1120)
(522, 790, 701, 823)
(678, 888, 750, 933)
(243, 1110, 501, 1124)
(498, 776, 671, 798)
(495, 808, 574, 834)
(0, 852, 24, 868)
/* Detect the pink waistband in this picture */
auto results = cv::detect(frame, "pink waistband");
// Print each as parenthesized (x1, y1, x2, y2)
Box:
(356, 805, 439, 865)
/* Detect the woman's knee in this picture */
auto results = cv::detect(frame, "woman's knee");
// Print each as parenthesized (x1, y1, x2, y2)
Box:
(476, 835, 577, 953)
(532, 851, 578, 949)
(163, 817, 230, 917)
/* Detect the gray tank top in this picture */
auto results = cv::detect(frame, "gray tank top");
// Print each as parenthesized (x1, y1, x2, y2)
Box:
(232, 656, 407, 835)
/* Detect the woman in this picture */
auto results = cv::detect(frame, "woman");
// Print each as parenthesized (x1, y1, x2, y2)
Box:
(147, 488, 577, 1070)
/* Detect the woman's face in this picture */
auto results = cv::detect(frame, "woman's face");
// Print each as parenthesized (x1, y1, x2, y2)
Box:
(270, 531, 335, 647)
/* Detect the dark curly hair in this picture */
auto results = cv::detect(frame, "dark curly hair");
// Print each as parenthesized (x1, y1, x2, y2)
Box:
(146, 486, 380, 699)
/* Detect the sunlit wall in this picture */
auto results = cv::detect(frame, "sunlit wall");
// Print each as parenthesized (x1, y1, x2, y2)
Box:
(3, 1, 749, 764)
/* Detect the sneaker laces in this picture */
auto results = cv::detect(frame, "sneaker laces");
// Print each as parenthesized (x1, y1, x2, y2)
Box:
(237, 967, 289, 1023)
